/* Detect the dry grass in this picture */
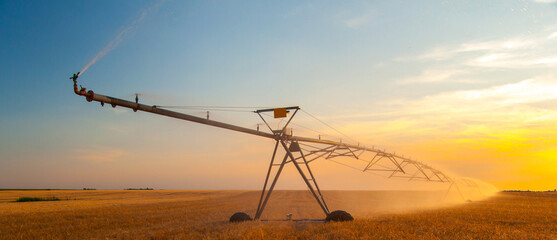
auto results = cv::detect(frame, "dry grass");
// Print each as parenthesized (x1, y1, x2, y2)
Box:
(0, 190, 555, 239)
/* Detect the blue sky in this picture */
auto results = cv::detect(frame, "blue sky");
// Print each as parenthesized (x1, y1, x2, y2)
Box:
(1, 0, 557, 190)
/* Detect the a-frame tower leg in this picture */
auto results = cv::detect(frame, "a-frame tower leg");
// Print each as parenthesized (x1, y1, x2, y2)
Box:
(254, 141, 289, 220)
(281, 140, 330, 216)
(253, 140, 330, 220)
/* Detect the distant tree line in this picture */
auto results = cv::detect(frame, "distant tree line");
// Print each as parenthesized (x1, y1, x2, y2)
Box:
(503, 189, 556, 192)
(125, 188, 154, 190)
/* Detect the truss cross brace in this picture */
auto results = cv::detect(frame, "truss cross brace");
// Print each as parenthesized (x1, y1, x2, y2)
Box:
(254, 140, 330, 220)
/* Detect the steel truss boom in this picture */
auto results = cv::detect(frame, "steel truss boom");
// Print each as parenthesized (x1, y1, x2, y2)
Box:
(72, 80, 276, 139)
(71, 75, 452, 221)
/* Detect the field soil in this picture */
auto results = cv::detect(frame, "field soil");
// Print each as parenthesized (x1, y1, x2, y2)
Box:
(0, 190, 555, 239)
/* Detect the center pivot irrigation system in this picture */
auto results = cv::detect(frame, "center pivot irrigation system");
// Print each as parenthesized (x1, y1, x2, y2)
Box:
(70, 72, 455, 222)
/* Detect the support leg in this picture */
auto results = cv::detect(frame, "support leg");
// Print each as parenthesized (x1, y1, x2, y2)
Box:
(280, 140, 330, 216)
(254, 152, 289, 220)
(299, 147, 330, 213)
(255, 141, 279, 216)
(441, 182, 454, 202)
(442, 181, 467, 202)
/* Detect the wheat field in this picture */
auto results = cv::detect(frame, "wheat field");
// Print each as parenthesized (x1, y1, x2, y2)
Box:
(0, 190, 555, 239)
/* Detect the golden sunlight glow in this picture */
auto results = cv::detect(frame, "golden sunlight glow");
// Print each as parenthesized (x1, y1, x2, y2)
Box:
(335, 77, 557, 191)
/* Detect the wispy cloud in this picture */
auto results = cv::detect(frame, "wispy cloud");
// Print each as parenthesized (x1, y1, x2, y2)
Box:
(333, 75, 557, 176)
(547, 31, 557, 39)
(426, 77, 557, 110)
(333, 6, 375, 30)
(421, 32, 556, 69)
(333, 74, 557, 139)
(414, 37, 535, 61)
(317, 73, 557, 129)
(395, 26, 557, 85)
(343, 11, 374, 29)
(534, 57, 557, 64)
(397, 68, 473, 84)
(403, 75, 556, 126)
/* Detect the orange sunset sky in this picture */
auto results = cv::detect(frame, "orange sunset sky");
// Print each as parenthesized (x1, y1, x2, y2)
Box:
(1, 1, 556, 191)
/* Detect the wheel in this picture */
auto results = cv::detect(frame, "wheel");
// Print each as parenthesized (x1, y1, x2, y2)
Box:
(229, 212, 252, 222)
(325, 210, 354, 222)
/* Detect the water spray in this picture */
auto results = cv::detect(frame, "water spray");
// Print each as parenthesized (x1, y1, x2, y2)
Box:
(79, 0, 164, 75)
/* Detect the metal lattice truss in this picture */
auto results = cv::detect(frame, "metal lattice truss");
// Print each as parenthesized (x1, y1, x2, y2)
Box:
(290, 141, 452, 183)
(71, 75, 454, 220)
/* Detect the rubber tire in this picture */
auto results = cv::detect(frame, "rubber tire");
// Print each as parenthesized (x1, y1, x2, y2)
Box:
(325, 210, 354, 222)
(229, 212, 252, 222)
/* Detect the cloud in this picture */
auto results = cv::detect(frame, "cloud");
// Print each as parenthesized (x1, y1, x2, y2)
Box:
(337, 20, 557, 190)
(336, 75, 557, 139)
(547, 31, 557, 39)
(410, 76, 557, 116)
(534, 57, 557, 64)
(394, 26, 557, 85)
(334, 6, 375, 30)
(334, 75, 557, 186)
(533, 0, 557, 3)
(343, 11, 374, 29)
(433, 77, 557, 107)
(397, 68, 472, 84)
(426, 33, 556, 69)
(414, 37, 535, 61)
(318, 74, 557, 132)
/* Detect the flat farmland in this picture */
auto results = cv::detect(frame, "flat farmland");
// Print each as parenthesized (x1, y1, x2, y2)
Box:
(0, 190, 555, 239)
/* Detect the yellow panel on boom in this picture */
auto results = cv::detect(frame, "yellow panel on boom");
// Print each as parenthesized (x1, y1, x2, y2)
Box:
(274, 108, 288, 118)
